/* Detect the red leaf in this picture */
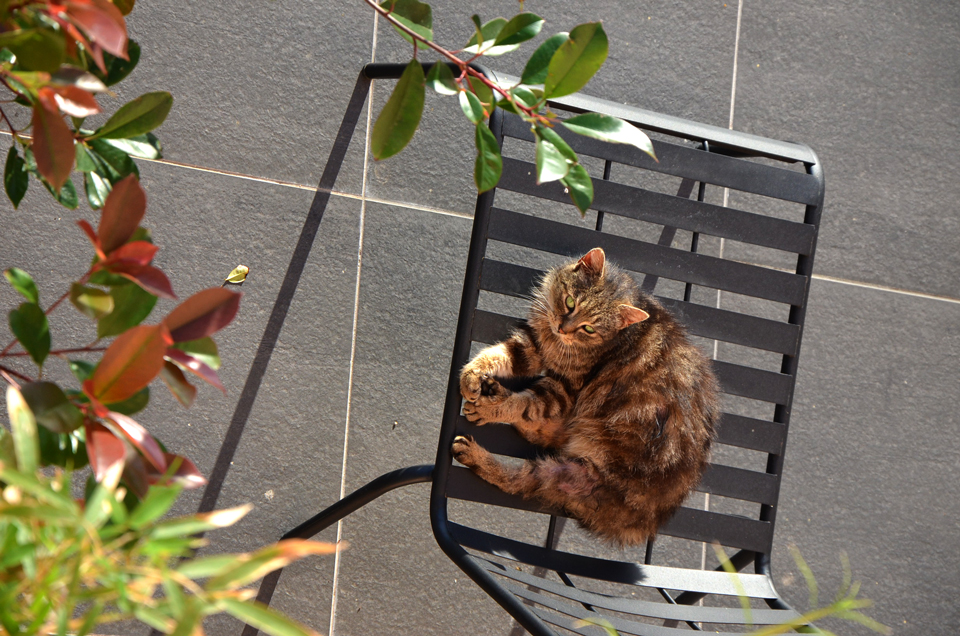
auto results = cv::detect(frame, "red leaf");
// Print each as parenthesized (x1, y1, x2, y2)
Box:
(84, 420, 127, 482)
(37, 87, 60, 113)
(160, 360, 196, 407)
(81, 380, 110, 418)
(50, 85, 101, 118)
(76, 219, 106, 259)
(105, 411, 166, 472)
(31, 104, 75, 193)
(122, 453, 150, 498)
(110, 262, 176, 299)
(104, 240, 157, 266)
(99, 174, 145, 253)
(163, 288, 241, 343)
(90, 323, 172, 404)
(64, 0, 128, 59)
(146, 452, 207, 489)
(165, 348, 224, 393)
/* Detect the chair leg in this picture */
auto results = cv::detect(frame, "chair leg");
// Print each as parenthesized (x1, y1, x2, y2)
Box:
(239, 464, 435, 636)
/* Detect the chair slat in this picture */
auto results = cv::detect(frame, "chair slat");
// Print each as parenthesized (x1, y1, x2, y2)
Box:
(472, 309, 523, 345)
(480, 260, 801, 355)
(456, 417, 540, 460)
(713, 360, 793, 404)
(698, 464, 779, 505)
(451, 522, 779, 597)
(487, 208, 808, 306)
(448, 468, 773, 553)
(479, 559, 802, 624)
(499, 157, 816, 255)
(501, 114, 822, 205)
(715, 413, 786, 455)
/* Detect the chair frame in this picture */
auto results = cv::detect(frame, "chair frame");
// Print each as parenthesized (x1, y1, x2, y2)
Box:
(247, 61, 825, 636)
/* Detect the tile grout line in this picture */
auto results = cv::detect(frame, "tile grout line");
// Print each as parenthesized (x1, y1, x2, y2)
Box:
(328, 12, 378, 636)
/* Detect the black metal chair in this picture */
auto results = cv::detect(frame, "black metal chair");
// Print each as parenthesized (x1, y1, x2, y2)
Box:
(250, 62, 825, 635)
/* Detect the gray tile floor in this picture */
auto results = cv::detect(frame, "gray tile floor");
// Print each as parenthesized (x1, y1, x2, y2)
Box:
(0, 2, 958, 635)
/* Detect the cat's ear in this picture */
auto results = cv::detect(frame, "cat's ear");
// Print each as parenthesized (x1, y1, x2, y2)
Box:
(618, 304, 650, 328)
(575, 248, 605, 277)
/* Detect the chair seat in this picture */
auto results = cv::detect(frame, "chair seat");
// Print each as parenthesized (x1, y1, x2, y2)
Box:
(454, 523, 802, 635)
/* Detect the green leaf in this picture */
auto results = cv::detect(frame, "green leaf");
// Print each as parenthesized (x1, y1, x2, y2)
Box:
(370, 59, 424, 160)
(220, 599, 316, 636)
(6, 386, 39, 473)
(464, 18, 519, 56)
(4, 146, 28, 208)
(458, 90, 484, 124)
(37, 427, 87, 469)
(69, 359, 96, 382)
(105, 386, 149, 416)
(19, 382, 83, 434)
(544, 22, 608, 98)
(177, 553, 242, 579)
(129, 483, 182, 529)
(520, 33, 570, 85)
(88, 138, 140, 180)
(535, 125, 578, 162)
(494, 12, 544, 47)
(94, 39, 141, 87)
(101, 133, 162, 159)
(84, 171, 111, 209)
(495, 98, 522, 115)
(90, 91, 173, 140)
(9, 302, 50, 368)
(172, 337, 221, 370)
(380, 0, 432, 50)
(75, 143, 100, 172)
(535, 135, 570, 184)
(560, 163, 594, 215)
(70, 283, 114, 320)
(425, 62, 458, 96)
(0, 29, 65, 73)
(474, 123, 502, 193)
(466, 76, 494, 111)
(561, 113, 656, 159)
(41, 177, 79, 209)
(509, 86, 540, 109)
(4, 268, 38, 304)
(97, 282, 158, 338)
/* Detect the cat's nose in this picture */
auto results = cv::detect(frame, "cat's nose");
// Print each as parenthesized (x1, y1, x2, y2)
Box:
(557, 323, 566, 334)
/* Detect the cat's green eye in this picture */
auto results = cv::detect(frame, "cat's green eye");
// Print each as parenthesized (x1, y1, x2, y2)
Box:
(565, 295, 576, 310)
(583, 325, 596, 334)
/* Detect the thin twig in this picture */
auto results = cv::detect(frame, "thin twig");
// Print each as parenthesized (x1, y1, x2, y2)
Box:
(0, 364, 32, 386)
(3, 346, 107, 358)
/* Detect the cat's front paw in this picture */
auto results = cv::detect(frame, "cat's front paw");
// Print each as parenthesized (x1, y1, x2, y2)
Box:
(452, 435, 487, 468)
(462, 378, 509, 425)
(460, 368, 486, 403)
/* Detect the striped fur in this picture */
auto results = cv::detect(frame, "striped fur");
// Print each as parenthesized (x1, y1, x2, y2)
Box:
(454, 248, 720, 546)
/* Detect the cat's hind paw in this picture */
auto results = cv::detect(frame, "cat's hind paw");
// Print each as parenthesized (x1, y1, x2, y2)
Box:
(452, 435, 484, 467)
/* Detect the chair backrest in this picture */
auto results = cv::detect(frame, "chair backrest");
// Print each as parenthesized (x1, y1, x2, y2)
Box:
(430, 73, 825, 568)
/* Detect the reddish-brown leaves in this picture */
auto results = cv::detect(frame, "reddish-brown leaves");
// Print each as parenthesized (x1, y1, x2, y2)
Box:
(164, 348, 224, 393)
(99, 174, 145, 253)
(85, 420, 126, 481)
(164, 288, 241, 343)
(103, 240, 158, 266)
(104, 411, 166, 472)
(49, 85, 101, 117)
(31, 104, 75, 193)
(146, 452, 207, 489)
(110, 263, 175, 299)
(160, 360, 197, 407)
(89, 323, 172, 404)
(63, 0, 128, 59)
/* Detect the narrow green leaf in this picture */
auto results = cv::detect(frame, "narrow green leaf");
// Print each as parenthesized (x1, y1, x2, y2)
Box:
(559, 163, 593, 215)
(463, 18, 519, 56)
(6, 385, 39, 473)
(90, 91, 173, 140)
(474, 123, 502, 193)
(129, 483, 182, 528)
(220, 599, 315, 636)
(370, 59, 425, 160)
(177, 553, 243, 579)
(97, 282, 158, 338)
(425, 62, 458, 95)
(4, 268, 38, 304)
(4, 146, 28, 208)
(493, 12, 544, 46)
(535, 135, 570, 184)
(544, 22, 608, 98)
(172, 337, 221, 370)
(466, 77, 494, 111)
(520, 33, 569, 85)
(70, 283, 114, 319)
(84, 171, 111, 209)
(535, 125, 578, 161)
(379, 0, 432, 49)
(75, 143, 99, 172)
(459, 90, 484, 124)
(9, 302, 50, 368)
(100, 133, 162, 160)
(20, 382, 83, 434)
(561, 112, 656, 159)
(495, 98, 522, 115)
(88, 138, 139, 180)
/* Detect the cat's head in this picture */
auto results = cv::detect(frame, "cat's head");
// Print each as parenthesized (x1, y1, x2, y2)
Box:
(531, 248, 649, 349)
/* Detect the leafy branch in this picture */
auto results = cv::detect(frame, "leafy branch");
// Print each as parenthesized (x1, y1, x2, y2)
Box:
(363, 0, 659, 214)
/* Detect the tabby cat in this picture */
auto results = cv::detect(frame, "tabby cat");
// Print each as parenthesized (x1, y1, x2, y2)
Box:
(452, 247, 719, 546)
